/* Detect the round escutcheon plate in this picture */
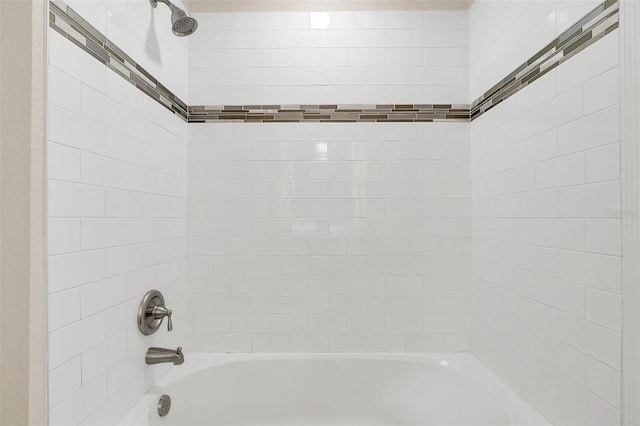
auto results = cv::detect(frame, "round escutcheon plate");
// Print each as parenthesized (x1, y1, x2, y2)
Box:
(158, 394, 171, 417)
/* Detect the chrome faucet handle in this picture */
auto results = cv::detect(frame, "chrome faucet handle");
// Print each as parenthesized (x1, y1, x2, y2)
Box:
(138, 290, 175, 335)
(149, 306, 173, 331)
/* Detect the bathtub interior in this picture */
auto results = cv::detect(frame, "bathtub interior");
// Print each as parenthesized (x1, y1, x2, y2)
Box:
(129, 354, 549, 426)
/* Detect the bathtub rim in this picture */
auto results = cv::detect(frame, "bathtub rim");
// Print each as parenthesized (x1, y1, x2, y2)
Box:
(120, 352, 550, 426)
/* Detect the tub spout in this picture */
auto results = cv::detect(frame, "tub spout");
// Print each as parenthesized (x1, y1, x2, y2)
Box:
(146, 346, 184, 365)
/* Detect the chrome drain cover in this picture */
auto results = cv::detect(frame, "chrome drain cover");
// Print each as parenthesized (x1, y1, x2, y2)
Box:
(158, 394, 171, 417)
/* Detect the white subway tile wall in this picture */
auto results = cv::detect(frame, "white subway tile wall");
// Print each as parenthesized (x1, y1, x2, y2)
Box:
(46, 0, 625, 424)
(187, 121, 472, 353)
(47, 0, 189, 424)
(468, 0, 603, 100)
(188, 10, 470, 105)
(185, 9, 472, 353)
(469, 0, 621, 423)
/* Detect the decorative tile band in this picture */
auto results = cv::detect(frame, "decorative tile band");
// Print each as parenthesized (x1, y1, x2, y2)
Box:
(470, 0, 619, 119)
(49, 0, 189, 121)
(48, 0, 618, 124)
(188, 104, 470, 123)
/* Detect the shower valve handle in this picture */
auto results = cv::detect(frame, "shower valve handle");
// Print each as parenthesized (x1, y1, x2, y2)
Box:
(138, 290, 174, 335)
(148, 305, 173, 332)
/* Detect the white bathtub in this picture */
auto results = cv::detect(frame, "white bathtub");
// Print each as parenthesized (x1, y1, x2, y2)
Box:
(123, 353, 549, 426)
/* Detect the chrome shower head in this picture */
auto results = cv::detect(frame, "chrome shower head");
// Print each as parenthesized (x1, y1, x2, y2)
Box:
(169, 4, 198, 36)
(149, 0, 198, 37)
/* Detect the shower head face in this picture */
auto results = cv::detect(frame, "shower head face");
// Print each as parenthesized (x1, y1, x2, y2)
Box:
(170, 6, 198, 36)
(150, 0, 198, 37)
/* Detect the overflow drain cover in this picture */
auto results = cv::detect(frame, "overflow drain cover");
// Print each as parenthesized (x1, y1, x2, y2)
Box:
(158, 394, 171, 417)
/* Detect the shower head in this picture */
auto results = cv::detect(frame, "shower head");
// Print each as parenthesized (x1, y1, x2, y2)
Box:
(149, 0, 198, 37)
(169, 4, 198, 36)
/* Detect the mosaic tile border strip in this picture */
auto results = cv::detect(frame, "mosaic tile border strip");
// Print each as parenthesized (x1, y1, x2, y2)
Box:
(49, 0, 189, 120)
(49, 0, 618, 123)
(470, 0, 619, 119)
(188, 104, 470, 123)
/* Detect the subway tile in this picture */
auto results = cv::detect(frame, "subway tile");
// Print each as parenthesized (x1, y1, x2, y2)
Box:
(329, 295, 367, 313)
(81, 218, 127, 251)
(557, 31, 619, 94)
(585, 288, 622, 332)
(329, 333, 367, 352)
(558, 181, 620, 218)
(49, 250, 106, 293)
(49, 313, 106, 369)
(194, 313, 231, 332)
(213, 333, 252, 352)
(558, 312, 621, 369)
(586, 357, 621, 409)
(534, 86, 584, 133)
(557, 373, 620, 426)
(467, 2, 621, 423)
(585, 219, 621, 256)
(49, 357, 82, 407)
(80, 275, 127, 317)
(347, 314, 385, 332)
(48, 218, 81, 256)
(368, 334, 406, 352)
(406, 333, 445, 352)
(269, 314, 308, 332)
(535, 152, 585, 190)
(49, 374, 107, 426)
(584, 67, 620, 115)
(535, 219, 585, 251)
(48, 142, 81, 183)
(309, 314, 346, 332)
(48, 289, 81, 332)
(232, 314, 270, 332)
(252, 333, 290, 352)
(253, 295, 290, 313)
(291, 333, 329, 352)
(49, 181, 106, 218)
(518, 296, 558, 337)
(107, 347, 146, 397)
(535, 275, 585, 317)
(557, 106, 620, 155)
(586, 142, 620, 184)
(81, 331, 127, 385)
(535, 331, 586, 386)
(80, 85, 126, 133)
(559, 250, 621, 294)
(49, 5, 623, 425)
(291, 295, 329, 314)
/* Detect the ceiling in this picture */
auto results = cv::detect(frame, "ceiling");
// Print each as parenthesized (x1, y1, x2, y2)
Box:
(185, 0, 474, 13)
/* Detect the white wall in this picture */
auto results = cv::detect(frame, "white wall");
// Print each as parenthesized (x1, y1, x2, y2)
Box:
(185, 9, 472, 353)
(469, 0, 602, 100)
(188, 10, 469, 105)
(187, 121, 471, 353)
(469, 1, 622, 424)
(45, 0, 627, 423)
(46, 0, 189, 424)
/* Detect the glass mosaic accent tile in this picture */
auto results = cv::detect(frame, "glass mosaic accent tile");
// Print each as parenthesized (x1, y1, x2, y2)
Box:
(49, 0, 189, 121)
(469, 0, 619, 120)
(48, 0, 618, 123)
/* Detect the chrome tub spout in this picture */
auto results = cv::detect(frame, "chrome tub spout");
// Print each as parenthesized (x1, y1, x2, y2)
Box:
(146, 347, 184, 365)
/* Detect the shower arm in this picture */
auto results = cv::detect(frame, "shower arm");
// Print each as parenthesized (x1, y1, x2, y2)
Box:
(149, 0, 178, 10)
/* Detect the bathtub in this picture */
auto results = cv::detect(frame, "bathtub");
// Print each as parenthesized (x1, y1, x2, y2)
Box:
(122, 353, 549, 426)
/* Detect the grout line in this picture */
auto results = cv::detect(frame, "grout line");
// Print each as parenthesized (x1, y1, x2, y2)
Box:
(49, 0, 617, 124)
